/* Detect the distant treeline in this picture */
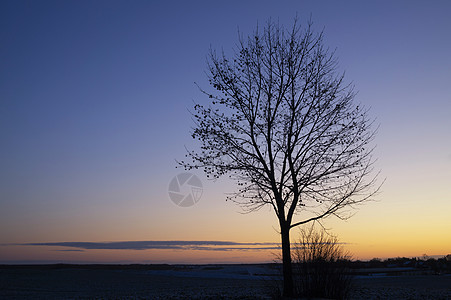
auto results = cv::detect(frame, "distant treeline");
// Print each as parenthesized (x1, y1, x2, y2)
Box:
(348, 255, 451, 275)
(1, 255, 450, 275)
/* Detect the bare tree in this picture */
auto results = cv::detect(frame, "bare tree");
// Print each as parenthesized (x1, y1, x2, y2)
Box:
(180, 19, 380, 297)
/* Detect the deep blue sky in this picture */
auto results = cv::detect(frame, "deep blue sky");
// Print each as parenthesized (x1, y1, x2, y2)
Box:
(1, 0, 450, 263)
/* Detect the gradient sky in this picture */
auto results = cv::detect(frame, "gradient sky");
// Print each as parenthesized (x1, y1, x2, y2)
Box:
(1, 0, 450, 264)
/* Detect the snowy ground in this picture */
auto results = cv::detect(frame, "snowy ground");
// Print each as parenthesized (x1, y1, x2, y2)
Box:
(0, 264, 450, 299)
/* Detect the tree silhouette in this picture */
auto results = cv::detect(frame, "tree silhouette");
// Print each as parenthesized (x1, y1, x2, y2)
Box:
(180, 19, 380, 297)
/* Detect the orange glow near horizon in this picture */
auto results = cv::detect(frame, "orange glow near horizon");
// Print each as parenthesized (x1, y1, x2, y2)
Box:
(1, 188, 451, 264)
(1, 226, 450, 264)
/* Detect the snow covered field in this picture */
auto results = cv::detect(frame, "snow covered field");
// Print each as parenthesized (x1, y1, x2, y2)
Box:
(1, 264, 450, 299)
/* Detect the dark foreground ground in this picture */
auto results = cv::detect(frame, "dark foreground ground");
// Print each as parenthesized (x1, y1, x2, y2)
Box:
(0, 264, 450, 299)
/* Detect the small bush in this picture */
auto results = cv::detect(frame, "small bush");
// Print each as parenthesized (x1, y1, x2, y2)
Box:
(292, 225, 353, 299)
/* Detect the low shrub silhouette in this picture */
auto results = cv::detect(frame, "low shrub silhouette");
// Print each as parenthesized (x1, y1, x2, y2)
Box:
(292, 225, 353, 299)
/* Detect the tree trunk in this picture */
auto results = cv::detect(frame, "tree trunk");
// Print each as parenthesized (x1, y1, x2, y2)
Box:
(281, 223, 294, 297)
